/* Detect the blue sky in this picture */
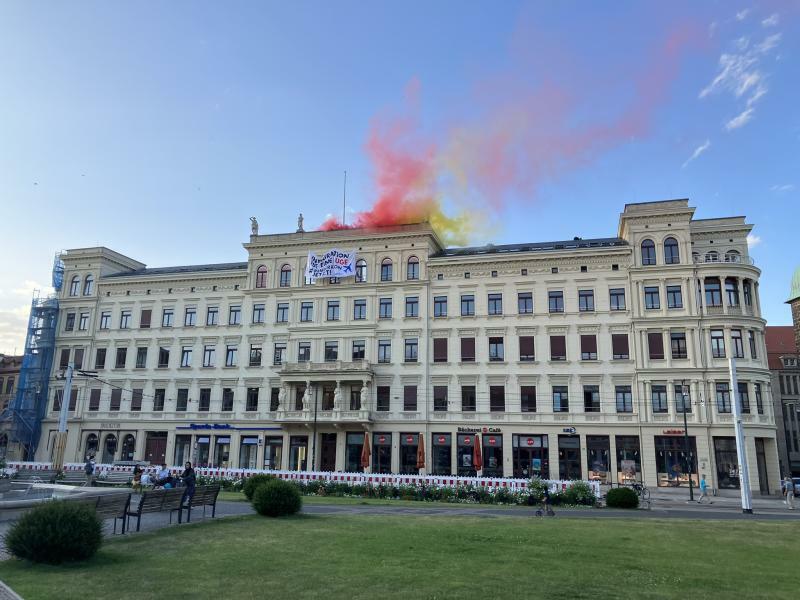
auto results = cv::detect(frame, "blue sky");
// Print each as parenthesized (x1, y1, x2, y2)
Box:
(0, 1, 798, 353)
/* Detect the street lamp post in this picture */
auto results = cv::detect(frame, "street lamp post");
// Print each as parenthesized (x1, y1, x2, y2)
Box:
(681, 380, 694, 502)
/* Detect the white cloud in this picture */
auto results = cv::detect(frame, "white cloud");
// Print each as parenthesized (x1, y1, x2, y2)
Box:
(0, 304, 30, 355)
(726, 107, 755, 130)
(746, 234, 761, 248)
(10, 280, 46, 297)
(762, 13, 779, 27)
(736, 9, 750, 21)
(682, 139, 711, 168)
(770, 184, 795, 192)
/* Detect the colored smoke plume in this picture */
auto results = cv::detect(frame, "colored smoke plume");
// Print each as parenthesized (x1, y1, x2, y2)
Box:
(321, 16, 704, 245)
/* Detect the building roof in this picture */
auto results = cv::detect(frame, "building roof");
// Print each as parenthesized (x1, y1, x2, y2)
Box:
(765, 326, 798, 370)
(433, 237, 627, 258)
(103, 262, 248, 279)
(789, 265, 800, 303)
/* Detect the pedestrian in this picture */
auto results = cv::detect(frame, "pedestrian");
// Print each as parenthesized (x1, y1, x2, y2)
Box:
(132, 465, 143, 493)
(181, 461, 196, 506)
(784, 474, 795, 510)
(83, 455, 95, 487)
(696, 474, 711, 504)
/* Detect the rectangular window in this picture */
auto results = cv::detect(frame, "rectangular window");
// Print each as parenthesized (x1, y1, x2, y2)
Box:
(176, 388, 189, 411)
(705, 279, 722, 307)
(246, 388, 259, 412)
(521, 386, 536, 412)
(644, 286, 660, 310)
(405, 296, 419, 317)
(609, 288, 626, 311)
(120, 310, 131, 329)
(273, 343, 286, 366)
(489, 337, 504, 362)
(755, 383, 763, 414)
(615, 386, 632, 413)
(433, 386, 448, 412)
(404, 338, 418, 363)
(59, 348, 69, 369)
(738, 382, 750, 414)
(461, 386, 476, 412)
(352, 339, 365, 360)
(378, 339, 391, 363)
(380, 262, 392, 282)
(249, 344, 262, 367)
(300, 302, 313, 322)
(460, 337, 475, 362)
(553, 386, 569, 412)
(433, 338, 448, 363)
(548, 291, 564, 313)
(270, 388, 280, 411)
(583, 385, 600, 412)
(298, 342, 311, 362)
(648, 332, 664, 360)
(353, 299, 367, 320)
(225, 345, 238, 367)
(550, 336, 567, 361)
(460, 294, 475, 316)
(206, 306, 219, 326)
(403, 386, 417, 411)
(135, 347, 147, 369)
(489, 386, 505, 412)
(578, 290, 594, 312)
(711, 329, 725, 358)
(203, 345, 215, 367)
(252, 303, 265, 324)
(153, 389, 165, 412)
(180, 346, 192, 367)
(748, 331, 757, 359)
(110, 389, 122, 411)
(726, 279, 740, 307)
(731, 329, 744, 359)
(488, 293, 503, 315)
(651, 385, 668, 413)
(64, 313, 75, 331)
(518, 292, 533, 314)
(89, 389, 101, 411)
(229, 305, 241, 325)
(276, 303, 288, 323)
(162, 308, 174, 327)
(184, 307, 196, 326)
(433, 296, 448, 317)
(198, 388, 210, 412)
(94, 348, 106, 370)
(580, 335, 597, 360)
(100, 311, 111, 329)
(675, 384, 691, 413)
(139, 309, 151, 328)
(280, 268, 291, 287)
(79, 313, 89, 331)
(376, 386, 390, 411)
(612, 334, 629, 360)
(222, 388, 234, 412)
(115, 347, 127, 369)
(670, 332, 688, 359)
(73, 348, 84, 369)
(326, 300, 340, 321)
(666, 285, 683, 309)
(519, 336, 535, 361)
(379, 297, 392, 319)
(716, 382, 731, 413)
(158, 347, 170, 368)
(324, 341, 338, 362)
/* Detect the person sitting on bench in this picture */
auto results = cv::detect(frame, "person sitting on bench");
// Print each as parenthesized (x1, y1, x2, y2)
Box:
(155, 463, 173, 488)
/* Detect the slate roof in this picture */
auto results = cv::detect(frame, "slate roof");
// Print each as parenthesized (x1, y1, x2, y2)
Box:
(433, 237, 627, 258)
(103, 262, 248, 278)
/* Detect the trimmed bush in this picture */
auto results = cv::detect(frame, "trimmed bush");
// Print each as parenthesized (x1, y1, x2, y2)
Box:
(5, 500, 102, 564)
(243, 474, 276, 501)
(563, 481, 596, 506)
(606, 487, 640, 509)
(252, 479, 302, 517)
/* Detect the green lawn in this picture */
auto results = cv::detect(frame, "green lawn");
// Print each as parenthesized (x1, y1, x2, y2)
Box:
(1, 514, 798, 599)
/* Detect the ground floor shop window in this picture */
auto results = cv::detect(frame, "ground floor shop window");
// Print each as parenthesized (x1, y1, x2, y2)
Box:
(265, 436, 283, 470)
(482, 434, 503, 477)
(400, 433, 419, 474)
(319, 433, 337, 472)
(373, 433, 391, 473)
(85, 433, 99, 458)
(214, 436, 231, 468)
(586, 435, 610, 484)
(655, 436, 697, 487)
(714, 436, 740, 489)
(195, 436, 210, 467)
(174, 435, 192, 466)
(239, 437, 258, 469)
(512, 434, 549, 479)
(615, 435, 641, 484)
(457, 434, 477, 477)
(558, 435, 581, 480)
(120, 434, 135, 462)
(432, 433, 451, 475)
(346, 432, 365, 472)
(289, 436, 308, 470)
(101, 434, 117, 464)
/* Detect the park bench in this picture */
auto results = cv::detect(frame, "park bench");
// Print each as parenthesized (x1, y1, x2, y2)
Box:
(60, 470, 89, 485)
(68, 492, 132, 534)
(12, 468, 57, 483)
(126, 487, 185, 532)
(183, 484, 221, 522)
(95, 471, 133, 487)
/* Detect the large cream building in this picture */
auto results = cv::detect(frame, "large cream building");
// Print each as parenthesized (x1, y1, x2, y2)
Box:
(36, 199, 780, 493)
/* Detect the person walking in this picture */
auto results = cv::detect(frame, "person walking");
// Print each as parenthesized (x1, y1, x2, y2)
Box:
(181, 461, 196, 506)
(696, 474, 711, 504)
(83, 455, 95, 487)
(784, 475, 795, 510)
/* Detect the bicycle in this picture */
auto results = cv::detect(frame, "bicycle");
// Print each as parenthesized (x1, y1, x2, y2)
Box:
(630, 482, 650, 501)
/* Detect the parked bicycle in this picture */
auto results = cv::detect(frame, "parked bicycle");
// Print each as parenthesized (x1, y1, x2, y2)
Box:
(630, 482, 650, 501)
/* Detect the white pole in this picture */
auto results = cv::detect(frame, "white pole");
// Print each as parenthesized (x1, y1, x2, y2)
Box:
(728, 357, 753, 513)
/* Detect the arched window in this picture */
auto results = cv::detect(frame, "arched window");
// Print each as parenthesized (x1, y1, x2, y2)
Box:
(69, 275, 80, 296)
(85, 433, 99, 458)
(355, 259, 367, 283)
(255, 265, 268, 288)
(102, 434, 117, 464)
(82, 274, 94, 296)
(380, 258, 393, 282)
(641, 240, 656, 266)
(663, 237, 679, 264)
(280, 265, 292, 287)
(407, 256, 420, 280)
(121, 434, 136, 461)
(705, 251, 719, 263)
(725, 250, 741, 263)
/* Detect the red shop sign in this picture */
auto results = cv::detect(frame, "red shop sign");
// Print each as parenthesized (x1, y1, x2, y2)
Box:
(378, 436, 386, 443)
(464, 438, 471, 445)
(406, 436, 414, 443)
(526, 438, 534, 446)
(488, 437, 496, 445)
(438, 436, 446, 444)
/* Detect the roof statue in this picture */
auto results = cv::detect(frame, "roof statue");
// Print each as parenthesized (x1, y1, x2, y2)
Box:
(297, 213, 305, 233)
(250, 216, 258, 236)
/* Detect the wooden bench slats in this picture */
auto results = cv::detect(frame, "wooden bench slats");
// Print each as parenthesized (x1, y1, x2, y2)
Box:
(183, 484, 221, 522)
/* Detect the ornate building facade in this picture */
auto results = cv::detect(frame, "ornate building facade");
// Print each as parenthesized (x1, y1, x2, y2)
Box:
(35, 199, 780, 492)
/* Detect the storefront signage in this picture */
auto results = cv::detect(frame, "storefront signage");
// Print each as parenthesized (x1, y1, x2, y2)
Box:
(100, 423, 121, 429)
(562, 427, 576, 434)
(305, 249, 356, 281)
(662, 429, 685, 435)
(457, 427, 501, 434)
(377, 435, 387, 444)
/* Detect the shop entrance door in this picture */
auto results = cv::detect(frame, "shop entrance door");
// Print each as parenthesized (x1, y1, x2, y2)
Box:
(558, 435, 582, 480)
(320, 433, 337, 472)
(755, 438, 770, 495)
(144, 433, 167, 465)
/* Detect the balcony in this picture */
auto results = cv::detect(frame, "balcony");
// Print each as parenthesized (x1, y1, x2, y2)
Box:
(693, 255, 754, 266)
(279, 360, 373, 381)
(275, 408, 370, 425)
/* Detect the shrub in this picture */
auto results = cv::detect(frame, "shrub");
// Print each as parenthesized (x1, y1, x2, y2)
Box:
(606, 487, 640, 509)
(5, 500, 102, 564)
(243, 474, 276, 501)
(563, 481, 597, 506)
(527, 478, 549, 503)
(252, 479, 302, 517)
